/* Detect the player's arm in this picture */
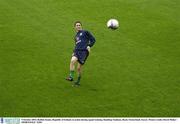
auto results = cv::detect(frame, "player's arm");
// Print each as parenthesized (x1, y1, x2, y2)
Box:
(71, 49, 74, 56)
(87, 31, 96, 48)
(86, 31, 95, 53)
(72, 38, 76, 56)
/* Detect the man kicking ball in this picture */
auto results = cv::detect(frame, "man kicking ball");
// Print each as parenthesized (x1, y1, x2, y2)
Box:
(66, 21, 96, 86)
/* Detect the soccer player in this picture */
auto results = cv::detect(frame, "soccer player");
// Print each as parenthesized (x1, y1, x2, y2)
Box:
(66, 21, 96, 86)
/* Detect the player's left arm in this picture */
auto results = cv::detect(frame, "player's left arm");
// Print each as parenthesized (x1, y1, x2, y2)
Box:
(86, 31, 96, 52)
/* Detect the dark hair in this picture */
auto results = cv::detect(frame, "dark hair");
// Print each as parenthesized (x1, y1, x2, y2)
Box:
(74, 21, 82, 27)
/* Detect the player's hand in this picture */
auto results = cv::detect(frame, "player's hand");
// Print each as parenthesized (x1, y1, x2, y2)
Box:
(87, 46, 91, 53)
(72, 53, 74, 57)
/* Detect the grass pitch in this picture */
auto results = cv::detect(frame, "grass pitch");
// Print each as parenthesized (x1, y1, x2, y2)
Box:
(0, 0, 180, 117)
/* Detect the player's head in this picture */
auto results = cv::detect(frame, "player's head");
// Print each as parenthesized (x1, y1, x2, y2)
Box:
(74, 21, 82, 32)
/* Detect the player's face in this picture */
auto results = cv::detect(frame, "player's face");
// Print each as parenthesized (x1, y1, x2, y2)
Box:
(75, 23, 82, 32)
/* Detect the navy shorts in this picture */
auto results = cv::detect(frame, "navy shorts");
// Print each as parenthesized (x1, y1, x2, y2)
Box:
(74, 50, 89, 65)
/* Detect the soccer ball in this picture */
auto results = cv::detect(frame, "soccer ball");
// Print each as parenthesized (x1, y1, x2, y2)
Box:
(107, 19, 119, 30)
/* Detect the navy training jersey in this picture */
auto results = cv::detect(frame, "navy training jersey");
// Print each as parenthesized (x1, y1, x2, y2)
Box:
(74, 30, 96, 50)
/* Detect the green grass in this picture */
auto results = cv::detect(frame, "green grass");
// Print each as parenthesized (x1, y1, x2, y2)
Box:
(0, 0, 180, 117)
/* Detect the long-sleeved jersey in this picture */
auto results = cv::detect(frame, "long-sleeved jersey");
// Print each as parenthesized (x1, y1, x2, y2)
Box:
(74, 30, 96, 50)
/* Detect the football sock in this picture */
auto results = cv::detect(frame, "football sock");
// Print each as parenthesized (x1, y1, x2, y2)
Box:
(76, 75, 81, 84)
(69, 70, 74, 79)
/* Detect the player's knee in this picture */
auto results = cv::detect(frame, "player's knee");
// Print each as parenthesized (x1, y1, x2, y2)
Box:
(71, 56, 77, 63)
(77, 65, 82, 72)
(77, 67, 81, 72)
(77, 68, 82, 73)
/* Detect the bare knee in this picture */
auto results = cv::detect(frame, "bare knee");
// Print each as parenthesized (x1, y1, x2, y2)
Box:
(71, 56, 77, 64)
(77, 67, 81, 72)
(77, 64, 82, 73)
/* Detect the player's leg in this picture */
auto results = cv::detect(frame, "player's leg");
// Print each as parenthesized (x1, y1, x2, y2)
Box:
(73, 50, 89, 86)
(74, 63, 83, 85)
(66, 56, 78, 81)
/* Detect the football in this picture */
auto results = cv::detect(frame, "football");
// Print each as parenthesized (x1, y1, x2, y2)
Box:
(107, 19, 119, 30)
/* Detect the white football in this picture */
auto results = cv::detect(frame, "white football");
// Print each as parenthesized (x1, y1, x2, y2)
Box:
(107, 19, 119, 30)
